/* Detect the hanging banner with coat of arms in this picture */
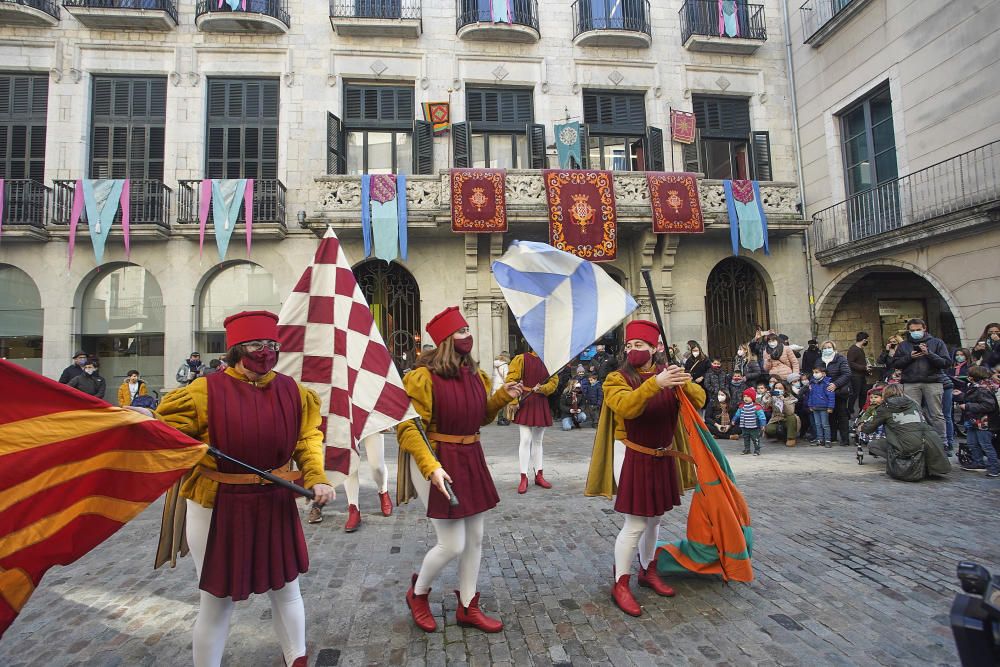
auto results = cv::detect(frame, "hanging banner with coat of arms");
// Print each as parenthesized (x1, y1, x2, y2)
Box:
(646, 171, 704, 234)
(451, 168, 507, 233)
(543, 170, 617, 262)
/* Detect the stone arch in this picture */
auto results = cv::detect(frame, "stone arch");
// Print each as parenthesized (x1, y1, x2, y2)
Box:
(704, 257, 771, 364)
(195, 260, 280, 355)
(0, 264, 43, 372)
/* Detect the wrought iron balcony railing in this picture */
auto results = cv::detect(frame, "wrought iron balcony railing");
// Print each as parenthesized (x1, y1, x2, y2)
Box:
(195, 0, 289, 28)
(330, 0, 419, 20)
(455, 0, 537, 33)
(50, 179, 172, 229)
(1, 179, 49, 229)
(809, 141, 1000, 254)
(0, 0, 60, 19)
(680, 0, 766, 43)
(62, 0, 178, 23)
(572, 0, 650, 39)
(800, 0, 858, 43)
(177, 179, 287, 228)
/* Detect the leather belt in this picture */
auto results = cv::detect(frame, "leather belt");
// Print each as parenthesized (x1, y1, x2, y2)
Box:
(197, 461, 301, 485)
(426, 432, 479, 445)
(622, 438, 696, 465)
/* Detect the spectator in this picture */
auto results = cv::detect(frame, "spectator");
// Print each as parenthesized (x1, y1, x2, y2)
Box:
(582, 373, 603, 427)
(492, 352, 511, 424)
(201, 358, 223, 377)
(68, 361, 106, 399)
(847, 331, 871, 417)
(702, 357, 728, 413)
(807, 363, 836, 447)
(58, 350, 90, 385)
(175, 351, 204, 386)
(876, 336, 902, 381)
(891, 318, 951, 440)
(859, 384, 952, 481)
(801, 339, 821, 377)
(733, 343, 764, 385)
(762, 332, 800, 381)
(683, 341, 709, 386)
(749, 326, 770, 359)
(116, 369, 147, 407)
(708, 389, 740, 441)
(765, 380, 800, 447)
(978, 323, 1000, 368)
(728, 370, 749, 402)
(779, 334, 803, 358)
(957, 366, 1000, 478)
(790, 373, 812, 440)
(734, 388, 767, 455)
(755, 381, 773, 421)
(819, 340, 852, 446)
(559, 380, 588, 431)
(591, 345, 614, 381)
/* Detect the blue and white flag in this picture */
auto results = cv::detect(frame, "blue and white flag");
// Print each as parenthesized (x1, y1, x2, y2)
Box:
(492, 240, 637, 373)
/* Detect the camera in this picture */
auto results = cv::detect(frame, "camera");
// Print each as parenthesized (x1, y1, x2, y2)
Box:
(951, 561, 1000, 665)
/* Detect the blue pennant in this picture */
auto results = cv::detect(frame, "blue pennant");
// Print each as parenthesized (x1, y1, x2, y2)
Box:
(82, 179, 125, 265)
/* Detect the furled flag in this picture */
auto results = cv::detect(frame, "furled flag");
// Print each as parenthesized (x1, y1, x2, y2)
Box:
(492, 240, 637, 374)
(275, 227, 417, 486)
(0, 360, 207, 638)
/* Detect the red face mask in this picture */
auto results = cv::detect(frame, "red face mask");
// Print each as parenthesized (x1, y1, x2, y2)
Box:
(627, 349, 651, 368)
(454, 336, 474, 356)
(242, 349, 277, 375)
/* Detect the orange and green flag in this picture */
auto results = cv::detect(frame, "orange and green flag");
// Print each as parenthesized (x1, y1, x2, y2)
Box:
(0, 361, 207, 638)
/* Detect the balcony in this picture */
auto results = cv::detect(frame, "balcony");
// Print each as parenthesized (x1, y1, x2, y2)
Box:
(1, 179, 49, 241)
(176, 179, 287, 240)
(810, 141, 1000, 266)
(456, 0, 539, 44)
(50, 180, 172, 239)
(330, 0, 421, 37)
(800, 0, 871, 47)
(195, 0, 289, 34)
(0, 0, 60, 26)
(572, 0, 650, 48)
(680, 0, 766, 55)
(62, 0, 177, 30)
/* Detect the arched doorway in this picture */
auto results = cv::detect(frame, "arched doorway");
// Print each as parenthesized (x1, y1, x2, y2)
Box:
(705, 258, 770, 364)
(354, 260, 420, 371)
(79, 263, 165, 388)
(0, 265, 43, 373)
(197, 261, 280, 356)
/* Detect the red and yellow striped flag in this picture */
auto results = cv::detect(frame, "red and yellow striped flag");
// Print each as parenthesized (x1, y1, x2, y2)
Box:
(0, 361, 207, 638)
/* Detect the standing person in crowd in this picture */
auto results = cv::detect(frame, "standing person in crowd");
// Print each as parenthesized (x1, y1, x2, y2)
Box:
(877, 336, 902, 381)
(791, 374, 812, 441)
(708, 389, 740, 440)
(398, 306, 522, 634)
(957, 366, 1000, 478)
(734, 388, 767, 456)
(733, 343, 764, 385)
(201, 358, 223, 377)
(801, 340, 821, 377)
(847, 332, 871, 418)
(492, 352, 511, 425)
(765, 380, 799, 447)
(891, 318, 951, 440)
(702, 357, 728, 414)
(583, 373, 603, 427)
(68, 360, 107, 399)
(819, 341, 852, 446)
(728, 370, 749, 401)
(762, 332, 800, 381)
(807, 363, 836, 447)
(58, 350, 90, 384)
(584, 320, 704, 616)
(506, 347, 559, 494)
(559, 380, 588, 431)
(117, 369, 148, 407)
(176, 351, 204, 386)
(948, 348, 972, 444)
(975, 323, 1000, 368)
(591, 344, 612, 381)
(749, 326, 769, 359)
(683, 341, 709, 386)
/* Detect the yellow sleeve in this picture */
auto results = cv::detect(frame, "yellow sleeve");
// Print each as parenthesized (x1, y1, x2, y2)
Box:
(117, 384, 129, 407)
(681, 380, 706, 409)
(156, 379, 216, 507)
(505, 354, 524, 383)
(603, 371, 662, 420)
(139, 383, 148, 397)
(537, 372, 559, 396)
(480, 369, 514, 425)
(292, 386, 331, 489)
(395, 367, 441, 480)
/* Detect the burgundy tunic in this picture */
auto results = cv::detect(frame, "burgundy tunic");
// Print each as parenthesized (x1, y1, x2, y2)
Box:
(200, 371, 309, 600)
(426, 365, 500, 520)
(513, 353, 553, 427)
(614, 369, 682, 517)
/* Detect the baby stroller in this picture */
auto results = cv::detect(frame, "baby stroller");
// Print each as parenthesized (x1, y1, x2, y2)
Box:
(854, 387, 887, 465)
(130, 389, 160, 411)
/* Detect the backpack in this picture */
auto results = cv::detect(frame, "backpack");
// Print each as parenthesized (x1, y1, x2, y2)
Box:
(131, 394, 158, 410)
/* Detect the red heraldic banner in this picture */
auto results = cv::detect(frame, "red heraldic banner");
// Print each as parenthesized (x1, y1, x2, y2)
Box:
(543, 170, 617, 262)
(451, 168, 508, 233)
(0, 361, 207, 638)
(646, 171, 705, 234)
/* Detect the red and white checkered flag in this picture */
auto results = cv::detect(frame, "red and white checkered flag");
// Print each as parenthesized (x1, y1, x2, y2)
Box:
(275, 227, 417, 485)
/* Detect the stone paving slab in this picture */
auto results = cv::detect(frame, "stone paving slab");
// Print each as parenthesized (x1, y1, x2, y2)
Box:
(3, 424, 998, 666)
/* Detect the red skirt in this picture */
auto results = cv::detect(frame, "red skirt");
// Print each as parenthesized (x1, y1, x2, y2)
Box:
(200, 485, 309, 600)
(427, 442, 499, 520)
(614, 446, 681, 517)
(513, 393, 553, 427)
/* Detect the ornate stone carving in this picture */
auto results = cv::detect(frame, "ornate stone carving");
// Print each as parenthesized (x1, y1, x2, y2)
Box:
(505, 173, 546, 206)
(462, 299, 478, 316)
(614, 173, 650, 207)
(491, 301, 506, 316)
(635, 298, 652, 315)
(318, 179, 362, 209)
(661, 295, 675, 313)
(405, 177, 441, 209)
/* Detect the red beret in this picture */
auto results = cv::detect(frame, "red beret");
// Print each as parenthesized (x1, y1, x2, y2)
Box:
(224, 310, 279, 348)
(426, 306, 468, 345)
(624, 320, 660, 347)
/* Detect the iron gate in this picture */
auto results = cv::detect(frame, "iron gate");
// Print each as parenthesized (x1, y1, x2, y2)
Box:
(705, 258, 770, 366)
(354, 260, 420, 371)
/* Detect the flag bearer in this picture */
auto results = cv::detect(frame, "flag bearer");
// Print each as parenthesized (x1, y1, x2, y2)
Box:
(505, 348, 559, 493)
(397, 306, 523, 633)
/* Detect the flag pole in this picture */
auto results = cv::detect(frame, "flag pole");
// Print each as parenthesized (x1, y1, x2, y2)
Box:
(207, 447, 315, 500)
(411, 416, 460, 507)
(640, 269, 675, 365)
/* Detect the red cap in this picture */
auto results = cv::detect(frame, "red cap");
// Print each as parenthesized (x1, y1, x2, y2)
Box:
(742, 388, 757, 401)
(224, 310, 279, 348)
(426, 306, 468, 345)
(624, 320, 660, 347)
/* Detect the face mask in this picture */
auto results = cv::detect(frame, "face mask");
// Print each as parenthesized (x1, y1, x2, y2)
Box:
(774, 388, 784, 395)
(76, 358, 87, 366)
(85, 368, 95, 375)
(691, 350, 700, 357)
(822, 349, 835, 360)
(955, 355, 965, 363)
(717, 394, 727, 402)
(813, 373, 823, 380)
(711, 363, 721, 369)
(737, 349, 746, 357)
(242, 348, 277, 375)
(768, 341, 778, 349)
(627, 349, 652, 369)
(453, 336, 474, 356)
(909, 330, 925, 341)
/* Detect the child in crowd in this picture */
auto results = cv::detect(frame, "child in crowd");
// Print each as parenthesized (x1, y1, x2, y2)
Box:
(807, 363, 836, 447)
(755, 382, 773, 421)
(702, 357, 728, 414)
(958, 366, 1000, 478)
(734, 388, 767, 456)
(790, 374, 813, 440)
(709, 389, 740, 441)
(728, 371, 748, 402)
(856, 384, 888, 458)
(582, 373, 603, 428)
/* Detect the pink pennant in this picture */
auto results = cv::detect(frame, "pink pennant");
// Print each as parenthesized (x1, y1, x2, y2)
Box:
(120, 179, 131, 260)
(198, 179, 212, 258)
(68, 179, 85, 268)
(244, 179, 254, 257)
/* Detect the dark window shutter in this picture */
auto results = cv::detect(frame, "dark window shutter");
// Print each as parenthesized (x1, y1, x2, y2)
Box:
(693, 95, 751, 138)
(0, 73, 50, 180)
(646, 126, 664, 172)
(466, 87, 533, 132)
(327, 112, 345, 174)
(412, 119, 433, 174)
(90, 76, 166, 180)
(583, 91, 645, 135)
(527, 123, 546, 169)
(344, 83, 414, 130)
(580, 124, 590, 169)
(751, 131, 772, 181)
(205, 78, 279, 178)
(682, 129, 702, 174)
(452, 121, 470, 168)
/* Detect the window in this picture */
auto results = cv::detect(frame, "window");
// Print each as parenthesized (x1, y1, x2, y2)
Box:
(684, 95, 771, 180)
(466, 87, 533, 169)
(198, 262, 279, 355)
(206, 78, 279, 179)
(582, 91, 664, 171)
(840, 85, 897, 197)
(0, 265, 43, 374)
(342, 84, 414, 175)
(0, 73, 48, 181)
(91, 76, 166, 180)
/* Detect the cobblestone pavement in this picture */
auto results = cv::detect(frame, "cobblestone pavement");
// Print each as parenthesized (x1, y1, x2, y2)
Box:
(3, 424, 999, 666)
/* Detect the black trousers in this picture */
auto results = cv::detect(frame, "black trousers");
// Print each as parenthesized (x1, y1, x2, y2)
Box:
(832, 393, 851, 444)
(849, 375, 867, 416)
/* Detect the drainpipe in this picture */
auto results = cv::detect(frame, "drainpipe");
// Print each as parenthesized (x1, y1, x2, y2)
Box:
(781, 0, 817, 338)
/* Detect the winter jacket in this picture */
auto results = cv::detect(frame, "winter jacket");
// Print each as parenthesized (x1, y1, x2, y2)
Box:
(58, 363, 86, 385)
(582, 380, 603, 411)
(846, 344, 869, 376)
(733, 403, 767, 429)
(962, 382, 1000, 432)
(559, 388, 588, 419)
(806, 376, 836, 410)
(732, 355, 764, 384)
(801, 347, 821, 375)
(684, 355, 709, 383)
(117, 379, 148, 407)
(947, 362, 971, 394)
(702, 368, 728, 401)
(891, 333, 950, 383)
(728, 379, 749, 400)
(176, 361, 204, 386)
(859, 395, 952, 480)
(762, 344, 800, 380)
(492, 360, 509, 392)
(68, 372, 107, 399)
(820, 353, 852, 394)
(767, 393, 798, 425)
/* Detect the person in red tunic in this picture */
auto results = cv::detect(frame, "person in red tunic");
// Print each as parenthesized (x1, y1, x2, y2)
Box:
(397, 306, 524, 633)
(505, 348, 559, 493)
(147, 311, 335, 666)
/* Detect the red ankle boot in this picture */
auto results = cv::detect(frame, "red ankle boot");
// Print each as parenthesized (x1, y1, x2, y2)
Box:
(454, 591, 503, 633)
(517, 474, 528, 494)
(286, 656, 308, 667)
(406, 573, 437, 632)
(612, 571, 642, 617)
(344, 504, 361, 532)
(534, 470, 552, 489)
(378, 491, 393, 517)
(638, 564, 675, 597)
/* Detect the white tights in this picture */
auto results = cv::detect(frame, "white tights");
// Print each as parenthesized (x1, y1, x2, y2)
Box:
(344, 433, 388, 506)
(518, 425, 545, 475)
(611, 440, 662, 576)
(186, 500, 306, 667)
(408, 458, 486, 607)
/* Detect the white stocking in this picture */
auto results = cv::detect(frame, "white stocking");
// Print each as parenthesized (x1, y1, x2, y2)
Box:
(186, 500, 235, 667)
(344, 433, 388, 506)
(518, 426, 545, 474)
(531, 427, 545, 471)
(637, 516, 660, 570)
(267, 580, 306, 665)
(614, 514, 648, 578)
(456, 514, 486, 606)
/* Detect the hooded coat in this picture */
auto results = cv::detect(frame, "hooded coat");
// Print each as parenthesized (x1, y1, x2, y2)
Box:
(859, 395, 952, 480)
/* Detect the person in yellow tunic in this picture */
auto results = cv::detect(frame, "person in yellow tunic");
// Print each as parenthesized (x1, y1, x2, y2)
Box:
(134, 311, 335, 667)
(396, 306, 523, 633)
(585, 320, 705, 617)
(505, 349, 559, 493)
